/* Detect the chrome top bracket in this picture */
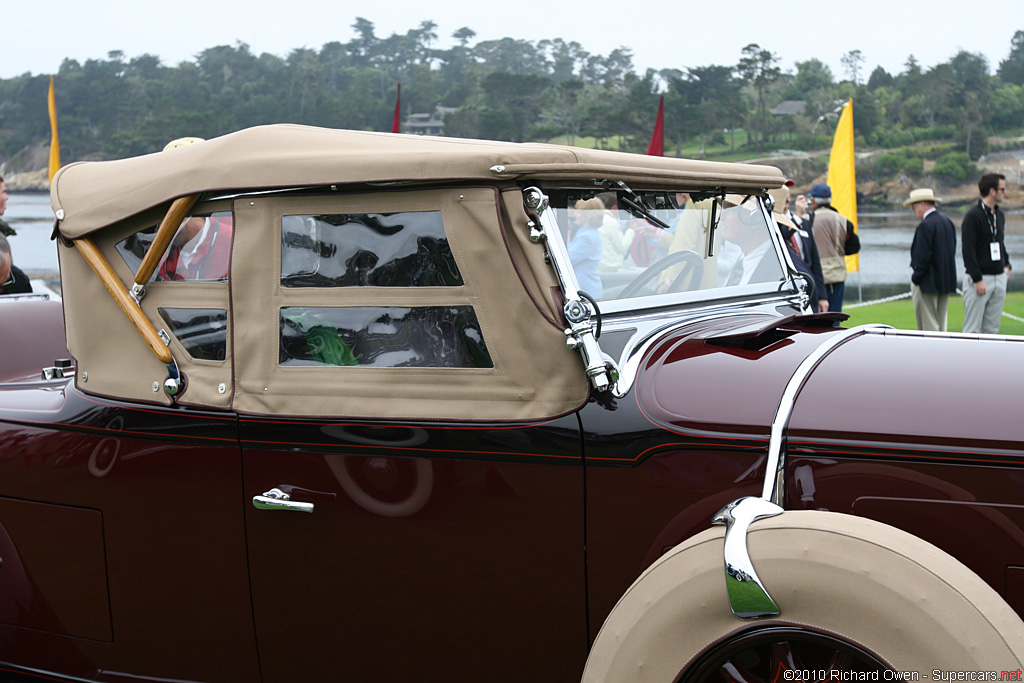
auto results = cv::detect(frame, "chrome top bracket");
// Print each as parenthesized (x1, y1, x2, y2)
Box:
(130, 282, 145, 305)
(523, 187, 616, 392)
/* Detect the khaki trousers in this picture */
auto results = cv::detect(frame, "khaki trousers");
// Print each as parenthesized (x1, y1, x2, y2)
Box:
(911, 283, 950, 331)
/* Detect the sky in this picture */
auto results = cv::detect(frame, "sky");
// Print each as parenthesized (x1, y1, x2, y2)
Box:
(4, 0, 1020, 83)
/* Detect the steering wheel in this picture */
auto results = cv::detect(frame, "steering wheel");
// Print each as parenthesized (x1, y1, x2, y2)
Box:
(619, 250, 705, 299)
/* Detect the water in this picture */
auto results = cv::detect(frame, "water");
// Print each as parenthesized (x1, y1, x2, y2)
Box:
(851, 208, 1024, 301)
(4, 192, 59, 276)
(5, 192, 1024, 301)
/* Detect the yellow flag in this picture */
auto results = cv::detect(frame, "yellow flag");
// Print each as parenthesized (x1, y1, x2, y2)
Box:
(48, 76, 61, 183)
(826, 98, 858, 272)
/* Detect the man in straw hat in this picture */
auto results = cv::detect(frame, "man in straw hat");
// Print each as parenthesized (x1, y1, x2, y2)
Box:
(905, 188, 957, 331)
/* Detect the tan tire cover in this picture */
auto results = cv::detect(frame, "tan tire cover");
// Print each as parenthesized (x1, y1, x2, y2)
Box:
(582, 510, 1024, 682)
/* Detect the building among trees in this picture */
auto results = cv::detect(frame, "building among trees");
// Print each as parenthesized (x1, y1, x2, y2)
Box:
(402, 105, 458, 136)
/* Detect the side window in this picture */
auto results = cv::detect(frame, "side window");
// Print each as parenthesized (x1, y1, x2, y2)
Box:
(158, 308, 228, 361)
(116, 211, 233, 282)
(280, 306, 492, 368)
(281, 211, 462, 287)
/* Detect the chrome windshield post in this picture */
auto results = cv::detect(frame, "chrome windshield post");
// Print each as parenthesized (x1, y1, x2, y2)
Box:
(523, 187, 616, 393)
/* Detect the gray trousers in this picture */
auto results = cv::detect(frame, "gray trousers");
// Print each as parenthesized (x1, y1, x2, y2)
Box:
(911, 284, 949, 331)
(962, 272, 1007, 334)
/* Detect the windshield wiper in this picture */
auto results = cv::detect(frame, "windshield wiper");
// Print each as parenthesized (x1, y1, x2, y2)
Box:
(601, 180, 670, 230)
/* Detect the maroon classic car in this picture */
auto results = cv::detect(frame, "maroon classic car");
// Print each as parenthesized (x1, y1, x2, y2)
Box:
(1, 125, 1023, 682)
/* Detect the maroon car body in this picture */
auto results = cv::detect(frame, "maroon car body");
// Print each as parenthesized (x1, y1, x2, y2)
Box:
(1, 126, 1022, 682)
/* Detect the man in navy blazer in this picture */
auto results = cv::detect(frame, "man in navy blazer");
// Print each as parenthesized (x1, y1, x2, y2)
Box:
(905, 188, 957, 331)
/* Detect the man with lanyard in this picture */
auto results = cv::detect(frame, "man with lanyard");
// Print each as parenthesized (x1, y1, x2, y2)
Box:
(962, 173, 1011, 334)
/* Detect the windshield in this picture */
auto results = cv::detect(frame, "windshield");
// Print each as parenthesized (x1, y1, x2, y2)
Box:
(549, 191, 786, 306)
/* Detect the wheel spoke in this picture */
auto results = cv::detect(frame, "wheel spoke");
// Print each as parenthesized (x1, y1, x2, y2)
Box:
(681, 626, 889, 683)
(826, 651, 853, 680)
(771, 641, 805, 682)
(719, 660, 763, 683)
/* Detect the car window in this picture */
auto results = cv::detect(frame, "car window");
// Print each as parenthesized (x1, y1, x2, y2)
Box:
(158, 308, 228, 361)
(281, 211, 462, 287)
(279, 306, 492, 368)
(116, 211, 233, 282)
(551, 193, 784, 303)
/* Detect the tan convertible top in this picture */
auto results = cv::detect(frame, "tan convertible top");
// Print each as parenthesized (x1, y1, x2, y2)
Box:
(51, 124, 785, 239)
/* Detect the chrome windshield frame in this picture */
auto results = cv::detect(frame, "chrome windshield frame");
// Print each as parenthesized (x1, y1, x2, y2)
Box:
(524, 186, 807, 394)
(524, 187, 618, 392)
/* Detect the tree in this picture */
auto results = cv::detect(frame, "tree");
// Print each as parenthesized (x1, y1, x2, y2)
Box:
(948, 51, 992, 157)
(790, 58, 834, 94)
(347, 18, 378, 67)
(866, 66, 894, 91)
(541, 79, 586, 143)
(479, 72, 551, 142)
(841, 50, 865, 85)
(539, 39, 590, 84)
(736, 44, 781, 152)
(473, 38, 548, 76)
(668, 65, 742, 156)
(990, 83, 1024, 131)
(452, 27, 476, 47)
(998, 29, 1024, 85)
(785, 58, 837, 121)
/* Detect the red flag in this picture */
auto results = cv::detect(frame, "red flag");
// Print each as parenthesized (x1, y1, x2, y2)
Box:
(645, 95, 664, 156)
(391, 83, 402, 133)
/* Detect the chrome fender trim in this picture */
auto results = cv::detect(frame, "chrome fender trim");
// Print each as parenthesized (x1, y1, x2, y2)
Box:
(762, 324, 892, 504)
(712, 497, 784, 618)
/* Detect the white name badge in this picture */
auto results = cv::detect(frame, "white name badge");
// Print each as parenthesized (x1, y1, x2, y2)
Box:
(991, 242, 1002, 261)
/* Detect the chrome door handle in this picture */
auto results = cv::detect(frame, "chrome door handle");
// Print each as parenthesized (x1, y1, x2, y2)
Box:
(252, 487, 314, 513)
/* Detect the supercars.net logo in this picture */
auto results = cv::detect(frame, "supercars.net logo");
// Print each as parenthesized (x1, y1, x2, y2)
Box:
(780, 670, 1024, 682)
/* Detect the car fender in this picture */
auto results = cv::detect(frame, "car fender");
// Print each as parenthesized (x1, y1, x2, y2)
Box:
(582, 510, 1024, 682)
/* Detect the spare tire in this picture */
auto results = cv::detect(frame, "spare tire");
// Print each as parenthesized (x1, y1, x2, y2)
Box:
(583, 510, 1024, 682)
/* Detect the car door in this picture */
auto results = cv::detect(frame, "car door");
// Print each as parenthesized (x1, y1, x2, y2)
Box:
(242, 417, 585, 681)
(230, 188, 591, 681)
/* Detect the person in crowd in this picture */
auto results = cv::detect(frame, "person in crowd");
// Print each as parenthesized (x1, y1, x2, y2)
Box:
(642, 193, 720, 293)
(567, 198, 604, 299)
(790, 193, 809, 229)
(0, 234, 32, 295)
(961, 173, 1012, 334)
(718, 195, 783, 287)
(904, 188, 957, 331)
(769, 186, 827, 313)
(807, 183, 859, 313)
(595, 192, 634, 272)
(0, 175, 14, 237)
(157, 214, 232, 281)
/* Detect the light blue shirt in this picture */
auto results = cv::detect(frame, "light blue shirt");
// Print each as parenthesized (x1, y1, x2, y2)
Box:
(568, 226, 603, 299)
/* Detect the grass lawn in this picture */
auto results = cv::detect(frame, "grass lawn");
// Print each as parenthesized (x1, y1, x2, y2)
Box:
(844, 291, 1024, 336)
